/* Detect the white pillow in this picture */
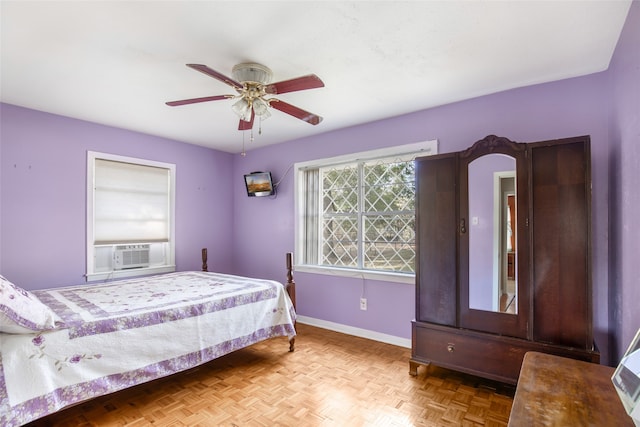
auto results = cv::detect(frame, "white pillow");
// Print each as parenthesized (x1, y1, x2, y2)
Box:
(0, 274, 59, 334)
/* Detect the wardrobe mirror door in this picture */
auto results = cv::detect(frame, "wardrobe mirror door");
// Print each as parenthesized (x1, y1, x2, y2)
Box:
(468, 153, 517, 314)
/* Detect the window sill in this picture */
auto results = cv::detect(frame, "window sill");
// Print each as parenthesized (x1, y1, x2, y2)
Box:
(86, 265, 176, 282)
(293, 265, 415, 285)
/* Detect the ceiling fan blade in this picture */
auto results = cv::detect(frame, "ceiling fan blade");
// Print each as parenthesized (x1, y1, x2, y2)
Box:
(166, 95, 232, 107)
(186, 64, 243, 89)
(238, 109, 255, 131)
(265, 74, 324, 95)
(269, 99, 323, 125)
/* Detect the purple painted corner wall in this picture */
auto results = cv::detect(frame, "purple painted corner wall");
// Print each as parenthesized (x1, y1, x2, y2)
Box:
(0, 105, 235, 288)
(1, 2, 637, 366)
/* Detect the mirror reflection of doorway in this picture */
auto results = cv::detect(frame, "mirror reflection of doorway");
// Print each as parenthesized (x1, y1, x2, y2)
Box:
(500, 179, 516, 314)
(469, 155, 517, 315)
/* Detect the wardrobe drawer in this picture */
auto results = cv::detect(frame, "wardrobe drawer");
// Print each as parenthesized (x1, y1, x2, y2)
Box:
(412, 323, 528, 384)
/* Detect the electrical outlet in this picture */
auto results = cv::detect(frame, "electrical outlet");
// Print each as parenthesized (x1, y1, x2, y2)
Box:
(360, 297, 367, 311)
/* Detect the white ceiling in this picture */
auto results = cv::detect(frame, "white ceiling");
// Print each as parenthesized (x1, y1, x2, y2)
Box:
(0, 1, 632, 154)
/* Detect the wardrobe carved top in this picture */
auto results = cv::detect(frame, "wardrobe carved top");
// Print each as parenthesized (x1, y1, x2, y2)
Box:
(459, 134, 526, 160)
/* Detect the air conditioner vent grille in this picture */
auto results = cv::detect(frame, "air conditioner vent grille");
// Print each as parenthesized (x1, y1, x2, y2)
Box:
(114, 244, 150, 270)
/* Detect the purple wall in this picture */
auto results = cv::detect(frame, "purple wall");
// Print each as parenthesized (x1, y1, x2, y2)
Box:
(0, 104, 235, 289)
(608, 0, 640, 362)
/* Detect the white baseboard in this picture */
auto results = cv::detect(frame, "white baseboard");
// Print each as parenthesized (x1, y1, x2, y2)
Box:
(295, 315, 411, 349)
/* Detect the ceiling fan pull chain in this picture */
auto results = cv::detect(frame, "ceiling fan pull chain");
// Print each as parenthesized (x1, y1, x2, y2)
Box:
(241, 131, 247, 157)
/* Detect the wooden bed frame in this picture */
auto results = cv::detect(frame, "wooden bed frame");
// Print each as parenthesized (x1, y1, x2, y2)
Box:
(201, 248, 297, 352)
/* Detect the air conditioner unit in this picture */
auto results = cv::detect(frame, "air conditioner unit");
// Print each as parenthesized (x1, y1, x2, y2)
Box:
(114, 244, 150, 270)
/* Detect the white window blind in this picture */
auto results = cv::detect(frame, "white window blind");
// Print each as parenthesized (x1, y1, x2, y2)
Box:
(94, 159, 170, 245)
(87, 151, 176, 281)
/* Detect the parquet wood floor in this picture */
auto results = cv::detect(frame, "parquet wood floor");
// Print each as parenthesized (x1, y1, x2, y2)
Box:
(25, 323, 515, 427)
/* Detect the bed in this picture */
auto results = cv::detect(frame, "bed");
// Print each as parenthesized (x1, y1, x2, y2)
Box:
(0, 253, 297, 427)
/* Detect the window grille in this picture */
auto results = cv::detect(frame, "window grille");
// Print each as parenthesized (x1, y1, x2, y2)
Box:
(295, 140, 437, 278)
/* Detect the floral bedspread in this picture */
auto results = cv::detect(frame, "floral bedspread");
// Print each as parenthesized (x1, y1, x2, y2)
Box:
(0, 271, 296, 427)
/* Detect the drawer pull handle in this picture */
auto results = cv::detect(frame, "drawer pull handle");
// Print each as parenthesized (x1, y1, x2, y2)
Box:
(447, 344, 455, 353)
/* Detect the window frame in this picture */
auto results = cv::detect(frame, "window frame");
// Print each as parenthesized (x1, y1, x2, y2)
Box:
(294, 140, 438, 284)
(86, 151, 176, 282)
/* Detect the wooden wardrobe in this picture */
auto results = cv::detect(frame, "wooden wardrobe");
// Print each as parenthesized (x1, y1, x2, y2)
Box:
(410, 134, 599, 385)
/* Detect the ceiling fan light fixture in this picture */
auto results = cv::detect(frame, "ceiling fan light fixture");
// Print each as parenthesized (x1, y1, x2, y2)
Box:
(232, 63, 273, 85)
(231, 98, 251, 121)
(252, 97, 271, 118)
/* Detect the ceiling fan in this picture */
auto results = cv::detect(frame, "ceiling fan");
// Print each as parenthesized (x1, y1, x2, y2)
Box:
(166, 63, 324, 132)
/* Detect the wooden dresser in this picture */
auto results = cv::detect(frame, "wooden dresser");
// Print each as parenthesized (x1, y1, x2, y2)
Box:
(508, 352, 633, 426)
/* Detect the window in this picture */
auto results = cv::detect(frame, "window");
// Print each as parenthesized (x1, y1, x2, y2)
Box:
(294, 140, 437, 283)
(86, 152, 176, 281)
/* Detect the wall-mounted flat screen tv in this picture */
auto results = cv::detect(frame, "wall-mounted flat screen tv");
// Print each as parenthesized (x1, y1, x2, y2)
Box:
(244, 171, 275, 197)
